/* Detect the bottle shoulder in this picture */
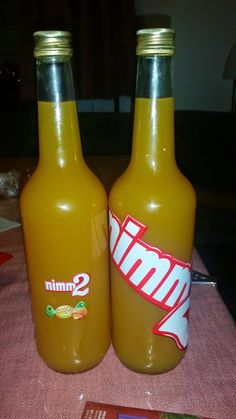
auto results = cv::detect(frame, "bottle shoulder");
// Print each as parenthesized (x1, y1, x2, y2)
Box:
(110, 164, 195, 195)
(109, 165, 196, 214)
(20, 163, 107, 210)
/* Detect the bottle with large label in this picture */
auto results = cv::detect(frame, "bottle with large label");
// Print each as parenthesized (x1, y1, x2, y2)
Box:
(109, 28, 196, 374)
(20, 31, 110, 373)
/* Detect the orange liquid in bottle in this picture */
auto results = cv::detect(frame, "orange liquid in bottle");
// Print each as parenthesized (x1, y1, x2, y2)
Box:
(20, 101, 110, 373)
(109, 97, 196, 374)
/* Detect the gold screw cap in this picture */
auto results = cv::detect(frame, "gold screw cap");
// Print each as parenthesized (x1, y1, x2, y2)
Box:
(33, 30, 73, 58)
(136, 28, 175, 56)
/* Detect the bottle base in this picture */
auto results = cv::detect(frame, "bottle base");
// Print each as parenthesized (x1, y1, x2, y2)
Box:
(37, 344, 110, 374)
(114, 348, 185, 375)
(42, 359, 102, 374)
(40, 355, 105, 375)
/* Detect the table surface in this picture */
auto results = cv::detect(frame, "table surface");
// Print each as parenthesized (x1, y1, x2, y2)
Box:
(0, 157, 236, 419)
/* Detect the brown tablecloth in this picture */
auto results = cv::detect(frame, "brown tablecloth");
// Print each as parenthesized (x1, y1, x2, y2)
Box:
(0, 225, 236, 419)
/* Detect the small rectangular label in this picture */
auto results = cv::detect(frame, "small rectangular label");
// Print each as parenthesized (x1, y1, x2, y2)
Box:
(81, 401, 210, 419)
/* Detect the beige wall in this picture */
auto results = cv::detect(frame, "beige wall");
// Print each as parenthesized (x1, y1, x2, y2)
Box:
(135, 0, 236, 111)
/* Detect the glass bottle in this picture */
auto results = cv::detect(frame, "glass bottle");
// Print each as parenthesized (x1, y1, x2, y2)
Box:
(20, 31, 110, 373)
(109, 28, 196, 374)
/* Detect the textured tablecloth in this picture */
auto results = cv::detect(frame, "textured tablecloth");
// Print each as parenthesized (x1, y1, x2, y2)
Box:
(0, 226, 236, 419)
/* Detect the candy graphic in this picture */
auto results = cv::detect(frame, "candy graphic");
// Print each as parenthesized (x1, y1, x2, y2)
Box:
(46, 305, 56, 317)
(55, 305, 74, 319)
(72, 301, 88, 319)
(46, 301, 88, 319)
(72, 307, 88, 319)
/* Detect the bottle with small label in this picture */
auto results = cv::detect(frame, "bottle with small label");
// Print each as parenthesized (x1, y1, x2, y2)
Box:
(109, 28, 196, 374)
(20, 31, 110, 373)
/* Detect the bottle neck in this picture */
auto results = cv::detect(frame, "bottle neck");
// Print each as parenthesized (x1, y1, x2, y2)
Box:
(130, 55, 176, 173)
(36, 56, 83, 169)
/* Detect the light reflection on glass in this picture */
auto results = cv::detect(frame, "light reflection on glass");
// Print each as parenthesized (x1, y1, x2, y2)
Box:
(91, 210, 108, 258)
(150, 97, 158, 172)
(148, 200, 160, 210)
(57, 157, 65, 167)
(145, 343, 154, 369)
(54, 97, 65, 168)
(56, 201, 72, 212)
(51, 62, 60, 103)
(150, 159, 156, 170)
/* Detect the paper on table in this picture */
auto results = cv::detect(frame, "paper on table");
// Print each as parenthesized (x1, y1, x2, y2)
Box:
(0, 217, 21, 232)
(81, 401, 211, 419)
(0, 252, 12, 265)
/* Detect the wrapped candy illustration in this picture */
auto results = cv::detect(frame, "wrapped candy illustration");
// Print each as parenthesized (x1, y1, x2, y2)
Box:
(46, 301, 88, 320)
